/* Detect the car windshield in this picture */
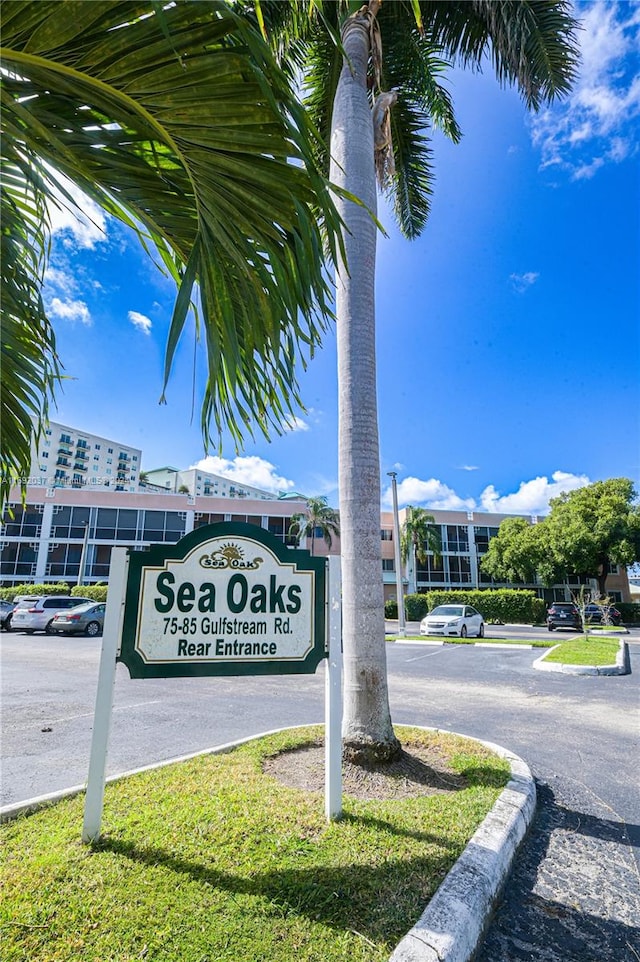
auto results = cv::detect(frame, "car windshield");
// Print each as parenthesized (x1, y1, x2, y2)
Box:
(430, 605, 464, 617)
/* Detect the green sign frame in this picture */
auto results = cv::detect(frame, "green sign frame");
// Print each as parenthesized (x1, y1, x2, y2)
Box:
(118, 522, 326, 679)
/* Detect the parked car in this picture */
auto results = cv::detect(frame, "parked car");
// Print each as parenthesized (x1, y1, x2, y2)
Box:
(10, 596, 93, 634)
(0, 600, 15, 630)
(583, 603, 622, 626)
(5, 596, 42, 631)
(50, 601, 106, 637)
(546, 602, 581, 631)
(420, 604, 485, 638)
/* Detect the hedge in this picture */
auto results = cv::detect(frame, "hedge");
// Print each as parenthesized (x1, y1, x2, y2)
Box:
(386, 589, 547, 625)
(0, 583, 71, 601)
(618, 602, 640, 624)
(0, 583, 108, 602)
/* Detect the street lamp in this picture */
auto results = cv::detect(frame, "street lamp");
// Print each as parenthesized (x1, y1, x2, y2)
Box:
(77, 521, 90, 587)
(387, 471, 406, 636)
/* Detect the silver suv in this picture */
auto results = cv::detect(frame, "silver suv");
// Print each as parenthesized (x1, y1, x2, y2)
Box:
(10, 596, 92, 634)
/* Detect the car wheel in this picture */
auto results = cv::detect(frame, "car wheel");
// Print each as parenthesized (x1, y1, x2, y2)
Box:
(25, 630, 35, 635)
(548, 624, 554, 631)
(85, 621, 101, 637)
(460, 625, 468, 638)
(45, 620, 56, 635)
(478, 624, 485, 638)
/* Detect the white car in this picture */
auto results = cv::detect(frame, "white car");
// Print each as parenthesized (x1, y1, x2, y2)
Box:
(420, 604, 485, 638)
(10, 596, 92, 634)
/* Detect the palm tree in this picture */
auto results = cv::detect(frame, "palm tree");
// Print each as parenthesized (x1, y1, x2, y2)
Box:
(401, 505, 441, 595)
(253, 0, 579, 762)
(288, 496, 340, 556)
(0, 0, 342, 509)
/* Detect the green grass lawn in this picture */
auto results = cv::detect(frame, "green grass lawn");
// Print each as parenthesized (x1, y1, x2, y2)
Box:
(388, 635, 554, 648)
(0, 726, 509, 962)
(542, 636, 622, 666)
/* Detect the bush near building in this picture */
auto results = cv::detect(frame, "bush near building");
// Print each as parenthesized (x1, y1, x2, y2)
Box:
(386, 589, 547, 625)
(618, 602, 640, 624)
(0, 583, 108, 602)
(0, 582, 71, 601)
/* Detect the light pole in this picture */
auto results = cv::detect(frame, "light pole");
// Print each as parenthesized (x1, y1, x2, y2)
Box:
(77, 521, 90, 587)
(387, 471, 406, 637)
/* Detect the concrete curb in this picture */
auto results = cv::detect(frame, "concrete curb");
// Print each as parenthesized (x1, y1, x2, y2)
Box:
(388, 731, 535, 962)
(1, 725, 536, 962)
(393, 639, 534, 650)
(533, 639, 630, 675)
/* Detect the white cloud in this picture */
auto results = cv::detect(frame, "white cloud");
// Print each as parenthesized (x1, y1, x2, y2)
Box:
(510, 271, 539, 292)
(128, 310, 152, 335)
(46, 172, 108, 249)
(382, 470, 592, 516)
(190, 455, 296, 494)
(48, 297, 91, 326)
(43, 266, 77, 295)
(459, 465, 479, 472)
(283, 415, 310, 433)
(478, 471, 591, 515)
(383, 476, 475, 512)
(531, 2, 640, 178)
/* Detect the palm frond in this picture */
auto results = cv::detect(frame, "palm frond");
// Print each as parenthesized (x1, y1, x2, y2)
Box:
(0, 150, 61, 508)
(1, 0, 342, 496)
(418, 0, 580, 109)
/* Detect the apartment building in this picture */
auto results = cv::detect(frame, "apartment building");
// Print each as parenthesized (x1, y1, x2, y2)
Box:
(144, 466, 276, 501)
(3, 420, 629, 600)
(28, 420, 141, 493)
(0, 488, 631, 602)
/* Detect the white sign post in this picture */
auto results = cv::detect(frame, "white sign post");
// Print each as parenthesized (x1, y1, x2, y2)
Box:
(325, 556, 343, 821)
(82, 547, 129, 843)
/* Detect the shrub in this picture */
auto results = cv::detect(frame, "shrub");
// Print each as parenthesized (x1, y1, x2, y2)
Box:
(404, 589, 546, 625)
(618, 602, 640, 624)
(0, 582, 109, 603)
(72, 584, 108, 602)
(384, 598, 398, 619)
(404, 594, 430, 621)
(0, 582, 71, 601)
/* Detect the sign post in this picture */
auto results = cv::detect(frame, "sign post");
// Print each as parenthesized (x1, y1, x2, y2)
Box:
(325, 556, 342, 820)
(82, 523, 341, 839)
(83, 547, 128, 843)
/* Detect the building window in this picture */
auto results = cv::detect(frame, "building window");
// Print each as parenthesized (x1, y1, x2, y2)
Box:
(474, 526, 500, 554)
(41, 450, 49, 458)
(381, 529, 393, 541)
(1, 503, 43, 538)
(108, 448, 113, 454)
(447, 555, 472, 583)
(417, 554, 445, 584)
(382, 559, 395, 571)
(95, 444, 101, 450)
(445, 525, 469, 553)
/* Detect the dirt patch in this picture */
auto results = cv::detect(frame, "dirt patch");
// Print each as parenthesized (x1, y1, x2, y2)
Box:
(263, 741, 468, 801)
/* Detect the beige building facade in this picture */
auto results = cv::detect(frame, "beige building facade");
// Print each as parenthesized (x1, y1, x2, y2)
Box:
(1, 488, 631, 603)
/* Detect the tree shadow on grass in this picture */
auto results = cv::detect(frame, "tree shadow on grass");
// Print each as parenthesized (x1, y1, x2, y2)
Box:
(94, 831, 460, 945)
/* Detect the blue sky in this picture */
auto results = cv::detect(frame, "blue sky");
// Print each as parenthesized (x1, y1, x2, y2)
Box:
(43, 1, 639, 516)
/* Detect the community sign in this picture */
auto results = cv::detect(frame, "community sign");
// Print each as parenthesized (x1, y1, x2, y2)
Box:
(118, 522, 326, 678)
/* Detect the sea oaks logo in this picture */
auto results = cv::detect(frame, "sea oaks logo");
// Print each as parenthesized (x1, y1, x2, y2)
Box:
(199, 542, 264, 571)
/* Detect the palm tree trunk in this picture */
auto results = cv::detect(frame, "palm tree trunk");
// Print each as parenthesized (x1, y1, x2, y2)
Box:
(410, 546, 417, 595)
(330, 8, 399, 763)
